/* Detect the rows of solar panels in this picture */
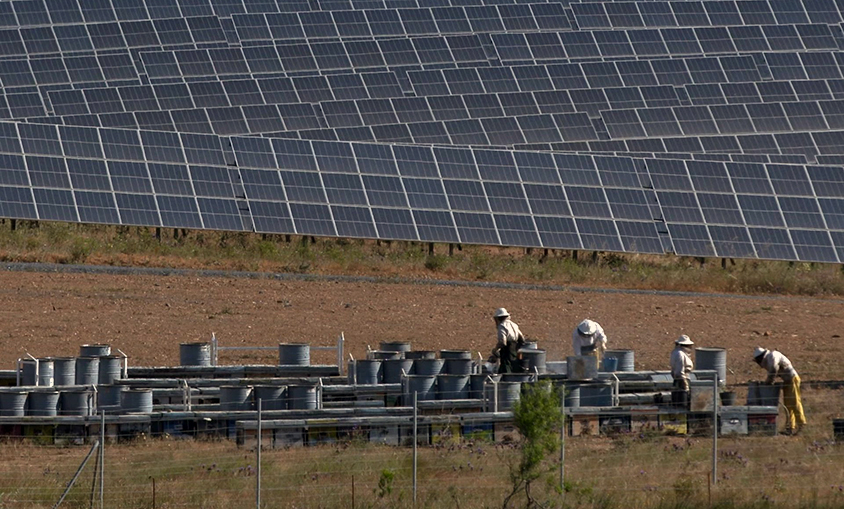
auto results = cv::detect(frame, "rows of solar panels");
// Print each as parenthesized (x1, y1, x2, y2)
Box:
(4, 0, 844, 263)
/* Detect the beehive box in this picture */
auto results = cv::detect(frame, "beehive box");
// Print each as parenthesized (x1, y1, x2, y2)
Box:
(238, 427, 273, 449)
(720, 408, 749, 436)
(687, 413, 714, 436)
(630, 407, 659, 433)
(55, 424, 86, 446)
(431, 422, 460, 444)
(307, 426, 338, 445)
(690, 384, 719, 412)
(494, 421, 520, 443)
(24, 424, 55, 445)
(369, 424, 399, 445)
(599, 414, 631, 435)
(660, 413, 687, 435)
(569, 414, 599, 436)
(462, 422, 494, 442)
(400, 424, 430, 446)
(748, 413, 777, 436)
(274, 427, 305, 448)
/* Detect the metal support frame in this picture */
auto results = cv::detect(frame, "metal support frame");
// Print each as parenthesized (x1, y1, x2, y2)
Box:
(17, 354, 39, 387)
(117, 349, 129, 378)
(257, 398, 262, 509)
(52, 441, 100, 509)
(712, 378, 718, 485)
(412, 391, 418, 506)
(210, 332, 345, 374)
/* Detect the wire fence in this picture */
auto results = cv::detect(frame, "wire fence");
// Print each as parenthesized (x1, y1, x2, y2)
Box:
(0, 380, 840, 508)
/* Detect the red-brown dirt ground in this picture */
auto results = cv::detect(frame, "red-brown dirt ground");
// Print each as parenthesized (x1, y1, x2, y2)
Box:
(2, 270, 842, 383)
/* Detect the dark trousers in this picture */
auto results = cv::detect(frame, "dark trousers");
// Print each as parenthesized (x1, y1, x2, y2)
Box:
(672, 379, 690, 409)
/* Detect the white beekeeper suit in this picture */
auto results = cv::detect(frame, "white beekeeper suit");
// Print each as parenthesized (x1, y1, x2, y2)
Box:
(572, 319, 607, 358)
(670, 337, 694, 381)
(670, 335, 695, 408)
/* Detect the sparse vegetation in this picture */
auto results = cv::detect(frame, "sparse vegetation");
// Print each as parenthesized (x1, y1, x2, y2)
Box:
(1, 222, 844, 297)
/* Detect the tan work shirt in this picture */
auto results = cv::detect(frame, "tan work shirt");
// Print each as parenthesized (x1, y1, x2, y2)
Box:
(494, 319, 523, 356)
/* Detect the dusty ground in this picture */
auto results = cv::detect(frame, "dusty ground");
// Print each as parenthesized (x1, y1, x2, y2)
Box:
(1, 269, 842, 383)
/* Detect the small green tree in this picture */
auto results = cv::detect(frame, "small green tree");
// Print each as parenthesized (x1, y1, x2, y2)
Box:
(503, 380, 562, 508)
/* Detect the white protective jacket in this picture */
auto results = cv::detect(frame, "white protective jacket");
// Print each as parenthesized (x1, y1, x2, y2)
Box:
(760, 350, 798, 383)
(572, 323, 607, 356)
(670, 346, 694, 381)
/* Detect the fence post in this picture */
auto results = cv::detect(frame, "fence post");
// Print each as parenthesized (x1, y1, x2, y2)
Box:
(257, 398, 262, 509)
(100, 410, 105, 508)
(413, 391, 418, 506)
(560, 383, 566, 499)
(712, 378, 718, 485)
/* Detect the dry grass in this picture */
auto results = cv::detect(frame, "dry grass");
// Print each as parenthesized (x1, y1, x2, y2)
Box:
(2, 222, 844, 297)
(0, 386, 840, 508)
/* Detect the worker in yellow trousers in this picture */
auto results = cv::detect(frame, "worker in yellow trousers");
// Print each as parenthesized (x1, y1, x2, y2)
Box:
(753, 347, 806, 435)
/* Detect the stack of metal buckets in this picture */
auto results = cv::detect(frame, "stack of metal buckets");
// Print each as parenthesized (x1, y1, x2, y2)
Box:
(0, 344, 151, 417)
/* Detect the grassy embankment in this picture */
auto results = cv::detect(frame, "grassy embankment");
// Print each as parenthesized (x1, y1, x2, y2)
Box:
(1, 221, 844, 297)
(0, 385, 841, 508)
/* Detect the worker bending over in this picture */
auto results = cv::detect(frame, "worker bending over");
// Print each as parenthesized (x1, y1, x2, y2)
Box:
(489, 308, 525, 374)
(670, 335, 695, 409)
(572, 319, 607, 362)
(753, 347, 806, 435)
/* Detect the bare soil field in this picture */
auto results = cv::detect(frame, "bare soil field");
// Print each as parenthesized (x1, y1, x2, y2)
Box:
(2, 269, 842, 383)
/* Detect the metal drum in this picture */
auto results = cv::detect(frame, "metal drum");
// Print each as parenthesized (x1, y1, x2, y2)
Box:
(75, 357, 99, 385)
(287, 385, 318, 410)
(60, 390, 92, 416)
(695, 347, 727, 385)
(747, 382, 781, 406)
(413, 359, 445, 376)
(440, 350, 472, 360)
(445, 358, 474, 375)
(28, 390, 60, 416)
(470, 373, 491, 399)
(354, 360, 382, 385)
(522, 341, 538, 350)
(219, 386, 253, 411)
(403, 375, 437, 402)
(98, 356, 123, 385)
(370, 350, 402, 361)
(98, 384, 125, 408)
(80, 344, 111, 357)
(564, 384, 581, 409)
(0, 389, 28, 416)
(121, 389, 153, 413)
(501, 373, 532, 383)
(580, 381, 613, 407)
(519, 349, 547, 374)
(279, 343, 310, 366)
(484, 382, 521, 411)
(253, 385, 287, 411)
(21, 359, 54, 387)
(603, 350, 635, 372)
(379, 341, 411, 353)
(180, 342, 212, 366)
(437, 375, 469, 400)
(52, 358, 76, 386)
(405, 351, 437, 360)
(382, 359, 414, 384)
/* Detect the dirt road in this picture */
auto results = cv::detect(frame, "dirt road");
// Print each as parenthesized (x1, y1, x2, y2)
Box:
(2, 267, 841, 383)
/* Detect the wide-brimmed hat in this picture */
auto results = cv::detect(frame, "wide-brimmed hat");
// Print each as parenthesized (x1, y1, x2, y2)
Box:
(577, 319, 598, 336)
(493, 308, 510, 319)
(753, 347, 768, 359)
(675, 335, 694, 346)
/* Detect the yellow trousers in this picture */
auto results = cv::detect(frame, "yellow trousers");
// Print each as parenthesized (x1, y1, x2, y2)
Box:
(782, 375, 807, 430)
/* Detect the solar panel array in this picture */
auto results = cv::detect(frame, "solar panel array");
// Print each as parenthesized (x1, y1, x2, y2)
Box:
(3, 0, 844, 262)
